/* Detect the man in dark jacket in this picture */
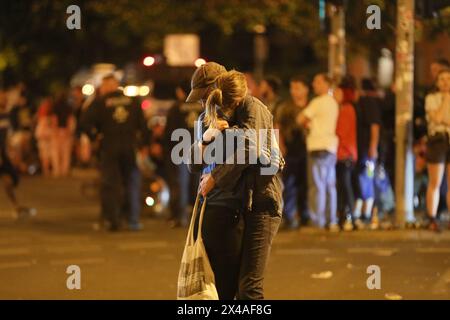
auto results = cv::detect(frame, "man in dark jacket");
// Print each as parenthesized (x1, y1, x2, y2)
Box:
(80, 74, 150, 232)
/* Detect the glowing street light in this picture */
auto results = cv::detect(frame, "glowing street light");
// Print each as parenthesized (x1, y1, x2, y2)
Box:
(139, 85, 150, 96)
(123, 85, 139, 97)
(82, 84, 95, 96)
(143, 56, 155, 66)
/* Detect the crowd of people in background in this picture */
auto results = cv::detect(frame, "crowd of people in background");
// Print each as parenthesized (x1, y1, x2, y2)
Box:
(0, 57, 449, 232)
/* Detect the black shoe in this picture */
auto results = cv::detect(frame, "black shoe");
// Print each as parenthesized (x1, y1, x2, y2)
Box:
(108, 223, 120, 232)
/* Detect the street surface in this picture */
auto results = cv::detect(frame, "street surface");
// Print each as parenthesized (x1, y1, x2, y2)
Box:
(0, 170, 449, 300)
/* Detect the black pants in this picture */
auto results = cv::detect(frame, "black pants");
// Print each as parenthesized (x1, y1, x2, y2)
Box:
(194, 204, 244, 300)
(237, 210, 281, 300)
(336, 159, 355, 224)
(100, 149, 139, 228)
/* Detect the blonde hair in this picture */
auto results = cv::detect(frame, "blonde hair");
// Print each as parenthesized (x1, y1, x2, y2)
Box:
(204, 70, 248, 127)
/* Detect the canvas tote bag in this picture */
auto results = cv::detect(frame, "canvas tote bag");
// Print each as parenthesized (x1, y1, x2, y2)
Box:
(177, 194, 218, 300)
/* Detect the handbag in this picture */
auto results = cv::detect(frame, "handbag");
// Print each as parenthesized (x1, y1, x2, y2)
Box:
(177, 195, 218, 300)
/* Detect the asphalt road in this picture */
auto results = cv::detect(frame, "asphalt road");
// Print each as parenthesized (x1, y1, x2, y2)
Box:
(0, 171, 449, 300)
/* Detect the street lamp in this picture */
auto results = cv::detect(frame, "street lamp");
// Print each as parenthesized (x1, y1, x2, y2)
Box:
(143, 56, 155, 67)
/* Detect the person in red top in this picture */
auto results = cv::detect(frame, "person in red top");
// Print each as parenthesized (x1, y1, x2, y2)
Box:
(334, 78, 358, 231)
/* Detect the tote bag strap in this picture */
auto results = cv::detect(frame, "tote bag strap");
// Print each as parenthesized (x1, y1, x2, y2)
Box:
(185, 193, 200, 246)
(185, 193, 207, 246)
(196, 196, 207, 242)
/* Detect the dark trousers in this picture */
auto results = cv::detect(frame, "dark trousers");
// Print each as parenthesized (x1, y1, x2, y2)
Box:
(237, 210, 281, 300)
(336, 159, 355, 224)
(282, 156, 308, 224)
(194, 204, 244, 300)
(100, 149, 141, 228)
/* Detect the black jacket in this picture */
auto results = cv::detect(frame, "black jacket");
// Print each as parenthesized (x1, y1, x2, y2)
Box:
(80, 90, 150, 152)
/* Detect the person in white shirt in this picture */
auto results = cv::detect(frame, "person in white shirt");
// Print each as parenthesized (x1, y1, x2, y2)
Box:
(297, 73, 339, 231)
(425, 69, 450, 232)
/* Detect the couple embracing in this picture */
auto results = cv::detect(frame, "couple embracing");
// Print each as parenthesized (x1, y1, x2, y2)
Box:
(185, 62, 284, 300)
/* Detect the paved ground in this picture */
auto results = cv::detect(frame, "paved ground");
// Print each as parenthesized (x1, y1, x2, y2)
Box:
(0, 171, 450, 300)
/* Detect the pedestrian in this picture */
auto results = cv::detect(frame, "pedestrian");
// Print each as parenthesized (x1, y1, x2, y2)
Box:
(430, 58, 450, 91)
(297, 73, 339, 232)
(334, 77, 357, 231)
(198, 70, 284, 300)
(259, 75, 283, 115)
(35, 97, 53, 176)
(9, 92, 33, 173)
(0, 89, 34, 219)
(275, 75, 309, 229)
(186, 62, 244, 299)
(353, 78, 382, 230)
(49, 91, 76, 177)
(164, 84, 201, 228)
(80, 74, 150, 232)
(425, 69, 450, 232)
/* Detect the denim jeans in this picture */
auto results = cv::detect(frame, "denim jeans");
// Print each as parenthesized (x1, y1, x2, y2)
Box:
(307, 151, 337, 227)
(237, 210, 281, 300)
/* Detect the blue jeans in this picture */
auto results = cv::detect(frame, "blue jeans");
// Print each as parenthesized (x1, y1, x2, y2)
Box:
(308, 151, 337, 227)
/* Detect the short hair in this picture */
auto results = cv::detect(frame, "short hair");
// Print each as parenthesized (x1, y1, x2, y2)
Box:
(437, 68, 450, 79)
(102, 73, 118, 82)
(339, 75, 356, 89)
(290, 74, 308, 84)
(263, 76, 282, 95)
(361, 77, 376, 91)
(316, 73, 332, 85)
(433, 58, 450, 68)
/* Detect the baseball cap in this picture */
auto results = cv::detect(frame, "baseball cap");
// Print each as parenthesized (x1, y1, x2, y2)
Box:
(186, 62, 227, 102)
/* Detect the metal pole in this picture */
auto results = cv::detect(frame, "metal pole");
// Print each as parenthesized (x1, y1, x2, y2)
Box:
(254, 32, 268, 83)
(328, 4, 345, 83)
(395, 0, 415, 227)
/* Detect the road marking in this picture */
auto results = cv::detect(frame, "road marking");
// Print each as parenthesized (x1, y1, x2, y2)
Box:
(40, 235, 92, 243)
(0, 261, 32, 269)
(118, 241, 168, 251)
(0, 248, 31, 256)
(347, 248, 398, 256)
(50, 258, 105, 266)
(416, 248, 450, 254)
(46, 245, 102, 254)
(0, 237, 31, 245)
(157, 254, 176, 260)
(275, 248, 330, 255)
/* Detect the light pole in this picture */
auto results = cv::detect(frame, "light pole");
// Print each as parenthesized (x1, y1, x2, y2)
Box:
(327, 2, 346, 84)
(253, 24, 268, 83)
(395, 0, 415, 227)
